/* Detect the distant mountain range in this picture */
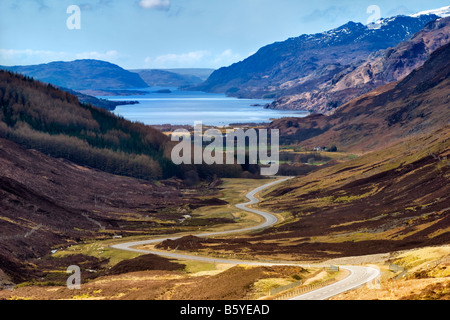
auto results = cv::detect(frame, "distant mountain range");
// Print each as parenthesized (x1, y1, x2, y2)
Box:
(160, 68, 215, 81)
(0, 60, 215, 110)
(0, 60, 214, 95)
(192, 6, 450, 113)
(130, 68, 214, 88)
(1, 59, 148, 91)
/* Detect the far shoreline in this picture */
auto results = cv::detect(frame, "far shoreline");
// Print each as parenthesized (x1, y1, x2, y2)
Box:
(97, 87, 309, 126)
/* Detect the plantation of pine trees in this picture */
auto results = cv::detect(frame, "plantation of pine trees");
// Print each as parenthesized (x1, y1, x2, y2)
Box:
(0, 70, 254, 181)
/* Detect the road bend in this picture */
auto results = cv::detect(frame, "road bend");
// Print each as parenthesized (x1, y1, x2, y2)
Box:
(111, 176, 380, 300)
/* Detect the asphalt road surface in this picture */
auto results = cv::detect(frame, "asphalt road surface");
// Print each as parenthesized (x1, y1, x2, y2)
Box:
(111, 177, 381, 300)
(290, 265, 380, 300)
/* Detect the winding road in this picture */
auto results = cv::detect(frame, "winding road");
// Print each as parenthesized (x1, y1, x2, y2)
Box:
(111, 177, 380, 300)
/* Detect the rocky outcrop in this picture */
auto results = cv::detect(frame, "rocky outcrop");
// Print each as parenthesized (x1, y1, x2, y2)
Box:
(268, 16, 450, 114)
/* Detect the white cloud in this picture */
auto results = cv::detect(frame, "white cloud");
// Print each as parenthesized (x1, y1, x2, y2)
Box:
(76, 50, 120, 60)
(144, 49, 244, 69)
(145, 51, 209, 68)
(138, 0, 170, 11)
(212, 49, 242, 66)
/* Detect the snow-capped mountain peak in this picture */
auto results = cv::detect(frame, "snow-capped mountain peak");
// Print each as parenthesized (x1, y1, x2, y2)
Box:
(410, 5, 450, 18)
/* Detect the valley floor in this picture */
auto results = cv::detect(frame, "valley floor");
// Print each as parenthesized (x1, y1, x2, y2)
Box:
(0, 245, 447, 300)
(0, 172, 448, 300)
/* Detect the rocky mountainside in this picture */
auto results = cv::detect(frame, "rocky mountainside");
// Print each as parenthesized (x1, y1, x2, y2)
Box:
(269, 41, 450, 152)
(269, 16, 450, 113)
(193, 14, 439, 102)
(410, 5, 450, 18)
(1, 59, 148, 91)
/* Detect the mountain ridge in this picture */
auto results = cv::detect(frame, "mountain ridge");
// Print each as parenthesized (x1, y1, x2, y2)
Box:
(268, 16, 450, 113)
(193, 13, 438, 102)
(1, 59, 148, 91)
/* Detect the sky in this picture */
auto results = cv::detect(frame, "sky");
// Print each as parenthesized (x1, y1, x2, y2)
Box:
(0, 0, 449, 69)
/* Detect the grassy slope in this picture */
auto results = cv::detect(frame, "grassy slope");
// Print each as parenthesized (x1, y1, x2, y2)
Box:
(254, 125, 449, 259)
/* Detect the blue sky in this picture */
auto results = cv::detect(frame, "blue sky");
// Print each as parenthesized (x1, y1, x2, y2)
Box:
(0, 0, 449, 69)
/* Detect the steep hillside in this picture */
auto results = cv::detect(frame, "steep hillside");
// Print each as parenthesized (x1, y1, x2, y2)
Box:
(194, 14, 438, 101)
(0, 70, 175, 180)
(253, 125, 450, 260)
(333, 16, 450, 92)
(269, 42, 450, 152)
(186, 125, 449, 262)
(269, 16, 450, 113)
(0, 137, 222, 284)
(1, 59, 148, 91)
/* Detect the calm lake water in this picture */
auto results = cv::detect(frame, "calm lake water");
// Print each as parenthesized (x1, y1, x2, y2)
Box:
(102, 88, 308, 126)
